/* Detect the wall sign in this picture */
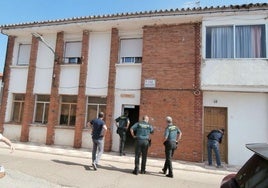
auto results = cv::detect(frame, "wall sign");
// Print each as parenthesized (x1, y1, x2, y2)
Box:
(144, 79, 156, 88)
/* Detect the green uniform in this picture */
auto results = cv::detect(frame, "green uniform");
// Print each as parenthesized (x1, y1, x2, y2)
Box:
(131, 121, 154, 174)
(163, 124, 181, 177)
(115, 115, 129, 155)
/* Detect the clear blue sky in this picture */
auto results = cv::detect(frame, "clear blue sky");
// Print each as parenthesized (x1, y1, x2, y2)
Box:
(0, 0, 266, 73)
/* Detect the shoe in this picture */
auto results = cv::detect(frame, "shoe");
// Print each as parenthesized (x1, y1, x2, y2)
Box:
(166, 174, 173, 178)
(141, 171, 146, 174)
(216, 165, 223, 168)
(132, 170, 138, 175)
(92, 163, 97, 171)
(120, 152, 126, 156)
(161, 168, 166, 174)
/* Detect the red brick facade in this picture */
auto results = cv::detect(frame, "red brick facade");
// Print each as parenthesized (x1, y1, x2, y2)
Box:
(46, 31, 64, 145)
(0, 24, 203, 162)
(74, 30, 89, 148)
(141, 23, 203, 162)
(20, 36, 39, 142)
(0, 36, 15, 133)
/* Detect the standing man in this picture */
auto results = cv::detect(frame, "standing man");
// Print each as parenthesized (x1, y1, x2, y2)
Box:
(207, 128, 225, 168)
(90, 112, 107, 170)
(130, 115, 153, 175)
(162, 116, 182, 178)
(115, 110, 130, 156)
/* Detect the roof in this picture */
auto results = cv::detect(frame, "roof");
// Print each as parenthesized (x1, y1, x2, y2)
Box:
(246, 143, 268, 160)
(0, 3, 267, 30)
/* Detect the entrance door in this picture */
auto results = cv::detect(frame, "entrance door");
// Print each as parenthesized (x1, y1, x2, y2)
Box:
(123, 105, 139, 153)
(203, 107, 228, 163)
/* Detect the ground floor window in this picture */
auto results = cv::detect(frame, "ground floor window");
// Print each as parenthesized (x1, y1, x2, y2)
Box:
(34, 95, 50, 124)
(12, 94, 25, 123)
(60, 95, 77, 126)
(87, 96, 106, 124)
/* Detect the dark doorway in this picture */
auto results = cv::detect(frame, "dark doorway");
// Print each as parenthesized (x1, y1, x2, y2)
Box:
(123, 105, 139, 153)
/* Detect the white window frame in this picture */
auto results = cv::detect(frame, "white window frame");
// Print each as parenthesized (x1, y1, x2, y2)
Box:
(63, 41, 82, 64)
(205, 24, 267, 59)
(119, 38, 143, 64)
(17, 44, 31, 65)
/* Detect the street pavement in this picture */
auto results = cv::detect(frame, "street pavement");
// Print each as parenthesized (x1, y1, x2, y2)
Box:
(0, 142, 240, 188)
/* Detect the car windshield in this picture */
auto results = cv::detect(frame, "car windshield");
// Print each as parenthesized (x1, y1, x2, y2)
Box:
(235, 154, 268, 188)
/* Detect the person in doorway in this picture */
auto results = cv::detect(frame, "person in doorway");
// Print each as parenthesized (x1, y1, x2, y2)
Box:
(115, 110, 130, 156)
(90, 112, 107, 171)
(161, 116, 182, 178)
(130, 115, 153, 175)
(207, 128, 225, 168)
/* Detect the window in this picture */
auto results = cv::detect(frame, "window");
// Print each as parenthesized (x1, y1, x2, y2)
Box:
(87, 97, 106, 123)
(60, 96, 77, 126)
(120, 38, 142, 63)
(17, 44, 31, 65)
(34, 95, 50, 124)
(206, 24, 266, 59)
(63, 41, 82, 64)
(12, 94, 25, 123)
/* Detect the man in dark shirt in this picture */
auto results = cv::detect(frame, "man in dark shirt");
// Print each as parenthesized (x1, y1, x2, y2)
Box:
(207, 128, 225, 168)
(90, 112, 107, 170)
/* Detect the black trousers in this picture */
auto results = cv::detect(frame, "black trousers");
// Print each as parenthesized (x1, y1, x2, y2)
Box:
(118, 129, 127, 154)
(163, 140, 177, 175)
(134, 139, 149, 172)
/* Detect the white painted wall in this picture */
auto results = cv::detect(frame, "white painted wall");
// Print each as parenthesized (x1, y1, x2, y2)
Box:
(54, 128, 75, 146)
(201, 60, 268, 92)
(81, 129, 92, 149)
(9, 67, 28, 93)
(111, 64, 141, 151)
(203, 91, 268, 165)
(59, 65, 80, 94)
(29, 126, 47, 144)
(34, 34, 56, 94)
(86, 32, 111, 96)
(3, 124, 21, 141)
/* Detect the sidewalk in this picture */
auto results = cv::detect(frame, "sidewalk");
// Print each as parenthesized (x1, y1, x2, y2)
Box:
(1, 142, 239, 175)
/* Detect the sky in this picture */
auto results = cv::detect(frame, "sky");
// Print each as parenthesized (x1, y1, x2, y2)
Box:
(0, 0, 267, 73)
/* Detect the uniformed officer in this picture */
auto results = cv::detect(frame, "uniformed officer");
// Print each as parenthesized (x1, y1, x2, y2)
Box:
(115, 110, 130, 156)
(130, 115, 154, 175)
(162, 116, 182, 178)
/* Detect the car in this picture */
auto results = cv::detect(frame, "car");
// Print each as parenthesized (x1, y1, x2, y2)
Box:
(220, 143, 268, 188)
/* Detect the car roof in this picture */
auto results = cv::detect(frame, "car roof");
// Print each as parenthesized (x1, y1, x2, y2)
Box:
(246, 143, 268, 160)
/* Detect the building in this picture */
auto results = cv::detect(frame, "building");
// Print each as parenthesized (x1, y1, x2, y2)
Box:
(0, 3, 267, 165)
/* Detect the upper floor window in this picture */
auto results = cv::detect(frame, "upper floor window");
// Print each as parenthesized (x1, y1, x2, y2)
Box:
(120, 38, 142, 63)
(17, 44, 31, 65)
(34, 95, 50, 124)
(63, 41, 82, 64)
(206, 24, 266, 59)
(12, 94, 25, 123)
(60, 95, 77, 126)
(87, 96, 106, 125)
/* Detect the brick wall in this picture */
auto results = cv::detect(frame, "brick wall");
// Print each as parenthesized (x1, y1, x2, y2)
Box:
(74, 30, 89, 148)
(46, 31, 64, 145)
(105, 28, 118, 151)
(0, 36, 15, 133)
(20, 35, 39, 142)
(141, 23, 203, 162)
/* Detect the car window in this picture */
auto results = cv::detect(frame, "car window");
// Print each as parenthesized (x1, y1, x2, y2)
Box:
(235, 154, 268, 188)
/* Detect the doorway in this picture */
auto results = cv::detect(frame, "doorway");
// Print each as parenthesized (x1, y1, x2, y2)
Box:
(203, 107, 228, 163)
(123, 105, 139, 153)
